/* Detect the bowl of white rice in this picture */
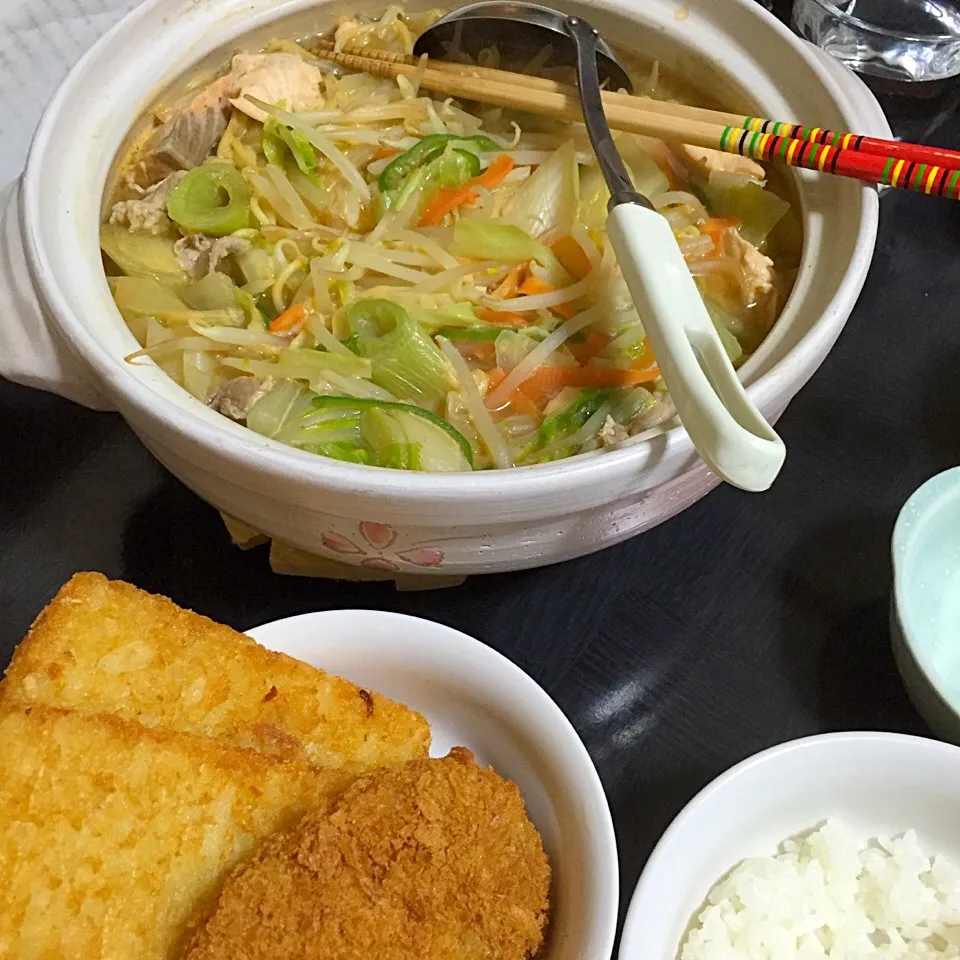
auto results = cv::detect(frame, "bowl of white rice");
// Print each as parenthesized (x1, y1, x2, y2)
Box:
(620, 732, 960, 959)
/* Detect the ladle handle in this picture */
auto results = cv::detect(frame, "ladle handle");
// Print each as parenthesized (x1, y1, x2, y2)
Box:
(607, 204, 785, 491)
(565, 13, 785, 491)
(564, 16, 648, 210)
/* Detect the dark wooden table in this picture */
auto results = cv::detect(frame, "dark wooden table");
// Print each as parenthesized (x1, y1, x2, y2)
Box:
(1, 0, 956, 922)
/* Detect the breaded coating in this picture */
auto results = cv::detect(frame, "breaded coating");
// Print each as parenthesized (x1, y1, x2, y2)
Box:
(1, 573, 429, 771)
(0, 703, 355, 960)
(184, 747, 551, 960)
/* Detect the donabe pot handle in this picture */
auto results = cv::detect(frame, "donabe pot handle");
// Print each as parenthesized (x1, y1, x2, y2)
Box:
(0, 177, 113, 411)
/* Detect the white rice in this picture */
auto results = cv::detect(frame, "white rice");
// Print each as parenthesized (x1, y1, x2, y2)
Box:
(681, 820, 960, 959)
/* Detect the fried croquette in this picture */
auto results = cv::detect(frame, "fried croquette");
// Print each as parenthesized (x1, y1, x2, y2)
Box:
(1, 573, 430, 771)
(184, 747, 551, 960)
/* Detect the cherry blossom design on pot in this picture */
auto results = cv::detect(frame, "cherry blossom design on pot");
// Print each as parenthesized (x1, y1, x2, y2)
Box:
(321, 521, 445, 571)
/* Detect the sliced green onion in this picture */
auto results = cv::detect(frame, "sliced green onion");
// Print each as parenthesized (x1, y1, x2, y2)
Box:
(341, 299, 456, 406)
(167, 162, 254, 236)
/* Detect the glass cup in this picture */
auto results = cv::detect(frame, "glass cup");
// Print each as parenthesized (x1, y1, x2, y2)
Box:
(792, 0, 960, 82)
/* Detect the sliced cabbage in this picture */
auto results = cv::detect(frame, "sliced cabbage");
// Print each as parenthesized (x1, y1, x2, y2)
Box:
(223, 347, 372, 381)
(450, 219, 556, 269)
(502, 140, 578, 239)
(180, 272, 238, 311)
(246, 379, 315, 438)
(100, 224, 187, 284)
(578, 166, 609, 231)
(113, 277, 187, 318)
(518, 387, 611, 463)
(113, 276, 244, 327)
(236, 246, 276, 294)
(701, 173, 790, 247)
(407, 302, 481, 330)
(495, 328, 539, 371)
(263, 116, 319, 178)
(577, 146, 669, 230)
(618, 142, 671, 198)
(704, 300, 745, 365)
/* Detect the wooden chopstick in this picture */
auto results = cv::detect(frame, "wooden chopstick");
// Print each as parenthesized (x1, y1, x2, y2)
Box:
(313, 40, 960, 197)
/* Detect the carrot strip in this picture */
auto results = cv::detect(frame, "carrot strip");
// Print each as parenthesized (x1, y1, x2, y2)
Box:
(663, 161, 680, 192)
(373, 144, 402, 160)
(633, 337, 658, 372)
(700, 216, 741, 257)
(269, 302, 307, 335)
(486, 368, 508, 392)
(463, 341, 496, 364)
(490, 263, 527, 300)
(477, 307, 529, 327)
(418, 187, 479, 226)
(486, 368, 539, 417)
(517, 276, 552, 295)
(517, 364, 661, 401)
(517, 275, 578, 319)
(508, 393, 541, 418)
(570, 331, 611, 364)
(417, 155, 516, 226)
(550, 235, 593, 281)
(470, 154, 516, 190)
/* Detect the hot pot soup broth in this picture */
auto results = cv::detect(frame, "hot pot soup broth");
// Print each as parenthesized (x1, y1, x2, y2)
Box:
(100, 6, 802, 473)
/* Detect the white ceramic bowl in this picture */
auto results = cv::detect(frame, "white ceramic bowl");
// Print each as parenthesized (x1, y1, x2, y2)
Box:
(245, 608, 618, 960)
(620, 732, 960, 960)
(892, 467, 960, 744)
(0, 0, 891, 574)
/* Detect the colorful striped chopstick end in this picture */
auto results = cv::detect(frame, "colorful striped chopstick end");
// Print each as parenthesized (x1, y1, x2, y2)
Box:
(719, 124, 960, 197)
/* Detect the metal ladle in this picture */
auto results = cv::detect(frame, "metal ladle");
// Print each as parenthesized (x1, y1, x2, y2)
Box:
(415, 3, 786, 492)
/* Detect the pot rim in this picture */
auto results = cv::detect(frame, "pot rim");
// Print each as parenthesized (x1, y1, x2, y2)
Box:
(21, 0, 879, 505)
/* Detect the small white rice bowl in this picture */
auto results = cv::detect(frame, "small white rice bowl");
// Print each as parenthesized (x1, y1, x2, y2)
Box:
(681, 820, 960, 959)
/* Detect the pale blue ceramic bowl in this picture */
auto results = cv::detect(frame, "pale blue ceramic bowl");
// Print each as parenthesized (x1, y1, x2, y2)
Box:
(892, 467, 960, 743)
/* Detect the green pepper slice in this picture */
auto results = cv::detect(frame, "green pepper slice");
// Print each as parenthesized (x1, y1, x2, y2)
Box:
(378, 133, 501, 193)
(167, 162, 254, 236)
(424, 149, 480, 190)
(311, 395, 474, 467)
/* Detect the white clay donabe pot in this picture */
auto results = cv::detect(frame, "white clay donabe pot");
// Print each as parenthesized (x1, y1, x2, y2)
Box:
(0, 0, 889, 575)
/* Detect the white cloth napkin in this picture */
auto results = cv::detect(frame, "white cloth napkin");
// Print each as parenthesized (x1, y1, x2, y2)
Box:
(0, 0, 142, 407)
(0, 0, 143, 190)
